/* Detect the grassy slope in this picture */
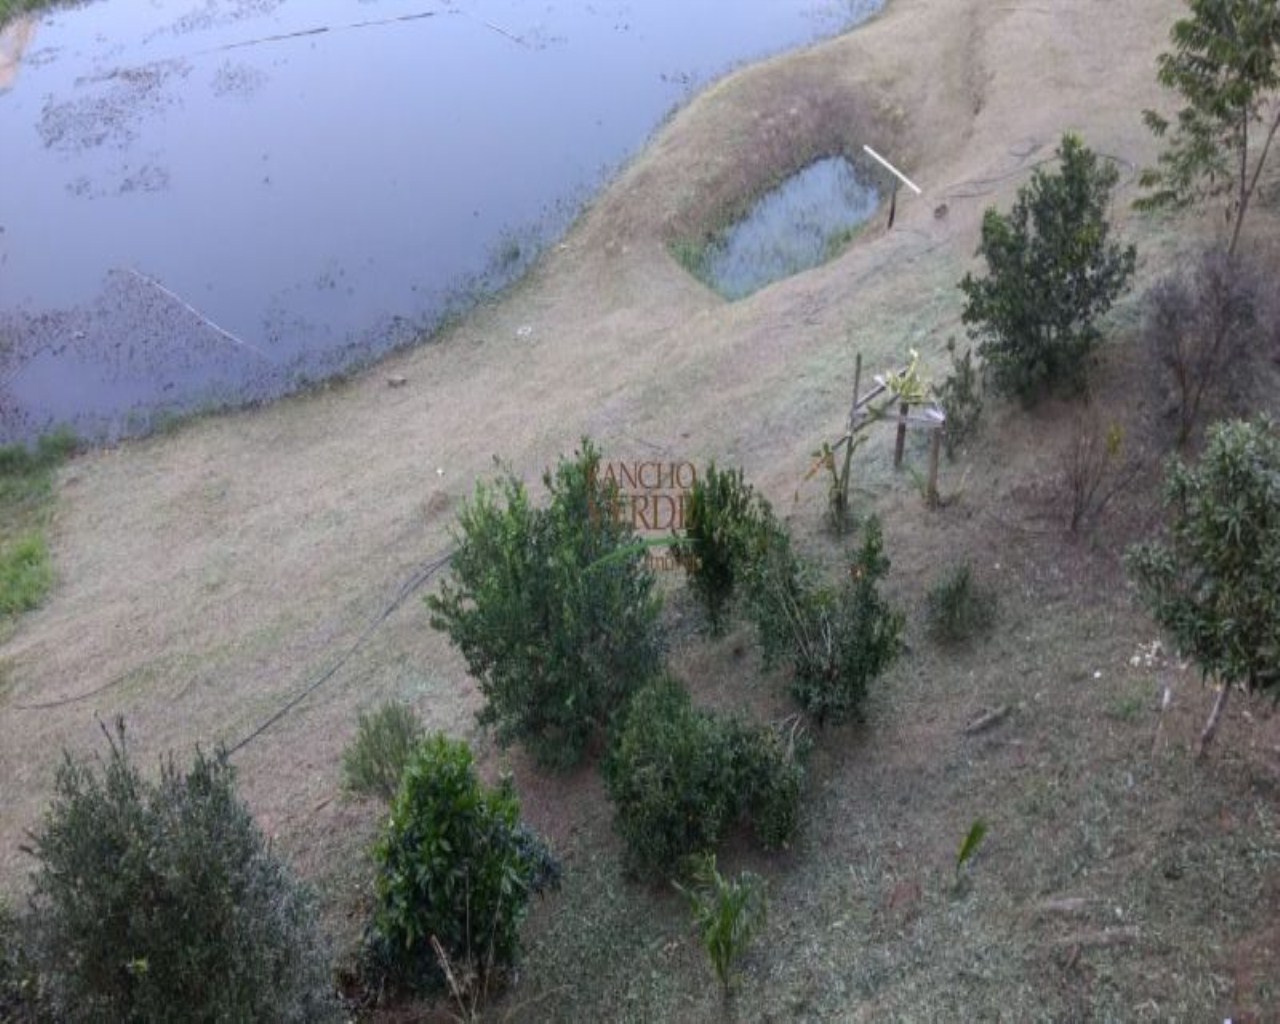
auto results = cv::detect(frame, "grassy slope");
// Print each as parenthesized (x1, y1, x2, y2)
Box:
(0, 434, 74, 632)
(1, 0, 1278, 1019)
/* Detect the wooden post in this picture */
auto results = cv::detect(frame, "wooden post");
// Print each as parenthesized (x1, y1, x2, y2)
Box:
(926, 427, 942, 507)
(838, 353, 863, 528)
(894, 402, 909, 468)
(849, 353, 862, 432)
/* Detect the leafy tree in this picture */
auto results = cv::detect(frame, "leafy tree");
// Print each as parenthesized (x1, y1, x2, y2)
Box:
(428, 440, 662, 769)
(1138, 0, 1280, 258)
(1126, 418, 1280, 757)
(368, 734, 559, 996)
(960, 134, 1137, 402)
(22, 719, 335, 1022)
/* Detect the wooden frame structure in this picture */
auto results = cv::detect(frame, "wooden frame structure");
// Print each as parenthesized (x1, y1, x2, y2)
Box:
(832, 352, 947, 509)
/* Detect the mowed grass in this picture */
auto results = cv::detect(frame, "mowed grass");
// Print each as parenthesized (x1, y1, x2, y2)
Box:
(0, 430, 74, 630)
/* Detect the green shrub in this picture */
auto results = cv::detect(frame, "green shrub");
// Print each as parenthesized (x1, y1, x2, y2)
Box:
(728, 719, 808, 850)
(0, 534, 52, 615)
(0, 428, 77, 479)
(674, 853, 767, 998)
(428, 439, 662, 768)
(23, 719, 335, 1023)
(933, 337, 984, 459)
(341, 701, 425, 803)
(740, 515, 811, 671)
(603, 678, 736, 876)
(370, 734, 560, 995)
(670, 238, 710, 283)
(603, 677, 805, 878)
(925, 562, 997, 644)
(675, 463, 776, 632)
(748, 517, 903, 725)
(0, 899, 40, 1022)
(1126, 417, 1280, 756)
(960, 134, 1137, 402)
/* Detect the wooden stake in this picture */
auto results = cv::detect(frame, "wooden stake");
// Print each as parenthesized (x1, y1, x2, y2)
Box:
(894, 402, 909, 468)
(849, 352, 863, 431)
(927, 427, 941, 507)
(963, 704, 1010, 735)
(839, 353, 863, 528)
(1196, 681, 1231, 760)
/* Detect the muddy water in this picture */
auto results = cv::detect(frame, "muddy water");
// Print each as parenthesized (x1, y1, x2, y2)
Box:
(0, 0, 883, 442)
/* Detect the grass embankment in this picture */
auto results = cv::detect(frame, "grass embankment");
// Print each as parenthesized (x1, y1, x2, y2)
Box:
(0, 431, 73, 634)
(0, 1, 64, 27)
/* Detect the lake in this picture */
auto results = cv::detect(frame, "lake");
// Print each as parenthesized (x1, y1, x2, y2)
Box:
(0, 0, 883, 441)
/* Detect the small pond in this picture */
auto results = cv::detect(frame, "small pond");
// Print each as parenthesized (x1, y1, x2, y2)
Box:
(696, 155, 881, 301)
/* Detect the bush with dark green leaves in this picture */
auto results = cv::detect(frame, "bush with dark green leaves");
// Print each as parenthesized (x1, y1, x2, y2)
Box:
(341, 701, 425, 803)
(1126, 417, 1280, 755)
(727, 718, 807, 849)
(428, 439, 662, 769)
(740, 514, 810, 671)
(675, 463, 752, 632)
(369, 734, 560, 994)
(960, 133, 1136, 402)
(603, 676, 806, 878)
(0, 899, 40, 1022)
(747, 516, 904, 725)
(925, 562, 997, 644)
(675, 463, 774, 633)
(22, 720, 335, 1023)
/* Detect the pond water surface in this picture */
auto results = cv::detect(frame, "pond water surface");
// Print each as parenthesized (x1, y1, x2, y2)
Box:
(700, 156, 880, 301)
(0, 0, 883, 442)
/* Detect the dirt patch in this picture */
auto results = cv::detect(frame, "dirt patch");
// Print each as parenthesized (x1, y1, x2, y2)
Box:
(2, 0, 1279, 1018)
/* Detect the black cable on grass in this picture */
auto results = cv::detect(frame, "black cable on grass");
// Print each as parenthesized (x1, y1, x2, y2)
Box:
(224, 548, 455, 757)
(942, 151, 1136, 201)
(11, 550, 456, 753)
(13, 669, 140, 712)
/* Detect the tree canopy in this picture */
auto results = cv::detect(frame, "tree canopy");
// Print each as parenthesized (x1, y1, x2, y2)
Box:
(960, 134, 1136, 402)
(1126, 417, 1280, 754)
(1138, 0, 1280, 257)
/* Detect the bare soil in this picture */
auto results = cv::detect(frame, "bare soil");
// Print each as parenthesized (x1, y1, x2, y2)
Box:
(3, 0, 1280, 1019)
